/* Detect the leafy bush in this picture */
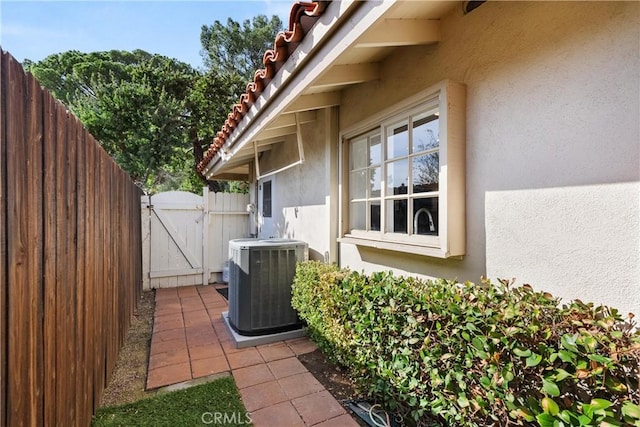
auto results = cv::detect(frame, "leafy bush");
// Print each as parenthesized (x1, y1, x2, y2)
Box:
(292, 261, 640, 426)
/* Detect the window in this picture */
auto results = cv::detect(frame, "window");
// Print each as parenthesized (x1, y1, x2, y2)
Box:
(341, 80, 466, 258)
(262, 180, 272, 218)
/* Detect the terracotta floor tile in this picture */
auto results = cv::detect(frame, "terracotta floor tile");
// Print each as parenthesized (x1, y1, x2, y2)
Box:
(153, 318, 184, 333)
(154, 312, 183, 324)
(239, 380, 287, 412)
(177, 286, 199, 298)
(207, 308, 227, 321)
(150, 337, 187, 356)
(183, 309, 209, 319)
(196, 286, 218, 296)
(250, 401, 305, 427)
(191, 355, 230, 378)
(183, 314, 211, 328)
(180, 296, 205, 310)
(146, 362, 191, 390)
(200, 289, 225, 299)
(204, 299, 228, 309)
(155, 299, 179, 307)
(257, 342, 295, 362)
(311, 414, 360, 427)
(220, 339, 244, 354)
(185, 324, 215, 337)
(267, 357, 308, 379)
(188, 342, 224, 360)
(148, 348, 190, 371)
(286, 338, 318, 355)
(292, 390, 346, 426)
(213, 321, 231, 336)
(148, 284, 349, 422)
(216, 329, 233, 343)
(153, 328, 185, 342)
(155, 288, 178, 300)
(232, 364, 275, 389)
(154, 303, 182, 316)
(278, 372, 325, 400)
(226, 347, 264, 370)
(187, 332, 217, 348)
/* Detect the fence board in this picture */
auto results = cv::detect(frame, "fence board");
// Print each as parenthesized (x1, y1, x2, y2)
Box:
(7, 47, 31, 426)
(26, 69, 45, 425)
(1, 50, 142, 426)
(0, 47, 7, 427)
(54, 103, 68, 426)
(83, 131, 96, 416)
(42, 89, 57, 427)
(74, 117, 87, 425)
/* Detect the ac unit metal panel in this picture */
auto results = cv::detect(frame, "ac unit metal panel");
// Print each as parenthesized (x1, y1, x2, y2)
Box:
(228, 239, 308, 335)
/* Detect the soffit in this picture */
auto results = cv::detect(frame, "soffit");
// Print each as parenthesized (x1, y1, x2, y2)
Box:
(201, 0, 456, 180)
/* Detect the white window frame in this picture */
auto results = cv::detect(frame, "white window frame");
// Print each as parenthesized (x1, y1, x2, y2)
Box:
(339, 80, 466, 258)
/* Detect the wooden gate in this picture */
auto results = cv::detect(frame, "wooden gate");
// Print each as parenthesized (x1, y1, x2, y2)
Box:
(142, 189, 249, 289)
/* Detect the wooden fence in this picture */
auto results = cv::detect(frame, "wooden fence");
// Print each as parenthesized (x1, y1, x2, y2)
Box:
(0, 51, 143, 425)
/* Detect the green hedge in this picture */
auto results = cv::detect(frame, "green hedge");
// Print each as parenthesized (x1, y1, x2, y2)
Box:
(291, 261, 640, 426)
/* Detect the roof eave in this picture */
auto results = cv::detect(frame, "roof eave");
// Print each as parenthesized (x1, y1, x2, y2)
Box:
(202, 0, 402, 180)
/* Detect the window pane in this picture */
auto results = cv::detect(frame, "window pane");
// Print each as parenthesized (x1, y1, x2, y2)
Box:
(351, 138, 367, 169)
(370, 201, 381, 231)
(262, 180, 272, 218)
(351, 202, 366, 230)
(387, 123, 409, 159)
(412, 114, 439, 153)
(386, 199, 407, 234)
(413, 197, 438, 235)
(413, 152, 439, 193)
(369, 167, 381, 197)
(386, 159, 408, 195)
(369, 134, 381, 165)
(350, 170, 366, 199)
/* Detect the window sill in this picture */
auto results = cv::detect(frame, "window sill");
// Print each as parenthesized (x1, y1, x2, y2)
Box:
(338, 235, 462, 259)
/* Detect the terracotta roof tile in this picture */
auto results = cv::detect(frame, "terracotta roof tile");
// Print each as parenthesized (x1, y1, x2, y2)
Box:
(198, 1, 329, 174)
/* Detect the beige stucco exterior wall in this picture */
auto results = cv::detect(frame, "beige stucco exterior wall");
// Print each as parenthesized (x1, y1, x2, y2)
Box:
(260, 108, 336, 261)
(337, 2, 639, 315)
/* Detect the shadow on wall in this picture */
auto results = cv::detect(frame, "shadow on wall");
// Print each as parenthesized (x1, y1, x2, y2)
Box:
(275, 215, 326, 261)
(353, 244, 466, 282)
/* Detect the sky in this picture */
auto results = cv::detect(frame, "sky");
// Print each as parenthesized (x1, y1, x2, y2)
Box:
(0, 0, 292, 69)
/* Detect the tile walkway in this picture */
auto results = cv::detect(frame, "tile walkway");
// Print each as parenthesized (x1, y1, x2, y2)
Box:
(147, 285, 359, 427)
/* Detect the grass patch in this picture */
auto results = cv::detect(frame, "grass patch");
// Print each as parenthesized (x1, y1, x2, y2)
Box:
(92, 376, 250, 427)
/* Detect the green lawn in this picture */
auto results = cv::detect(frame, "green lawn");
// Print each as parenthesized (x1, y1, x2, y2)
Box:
(92, 376, 251, 427)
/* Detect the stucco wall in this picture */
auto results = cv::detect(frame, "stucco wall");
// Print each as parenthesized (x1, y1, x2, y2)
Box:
(264, 109, 334, 261)
(338, 2, 639, 315)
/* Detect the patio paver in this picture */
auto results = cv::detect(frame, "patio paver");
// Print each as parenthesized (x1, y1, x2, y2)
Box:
(292, 390, 347, 426)
(146, 285, 355, 426)
(251, 402, 305, 427)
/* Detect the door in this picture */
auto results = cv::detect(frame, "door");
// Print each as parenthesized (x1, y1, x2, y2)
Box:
(258, 177, 275, 238)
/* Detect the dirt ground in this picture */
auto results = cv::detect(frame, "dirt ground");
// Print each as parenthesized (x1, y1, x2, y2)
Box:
(99, 289, 362, 412)
(99, 290, 156, 406)
(298, 348, 361, 403)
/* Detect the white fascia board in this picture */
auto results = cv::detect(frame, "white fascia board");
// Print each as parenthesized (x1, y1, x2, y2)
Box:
(205, 0, 399, 179)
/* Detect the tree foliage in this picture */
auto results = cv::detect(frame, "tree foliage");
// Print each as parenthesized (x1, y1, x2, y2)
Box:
(200, 15, 283, 80)
(27, 50, 200, 192)
(25, 14, 282, 193)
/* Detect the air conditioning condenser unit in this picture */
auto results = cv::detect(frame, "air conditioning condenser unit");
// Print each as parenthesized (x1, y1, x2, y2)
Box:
(228, 238, 308, 336)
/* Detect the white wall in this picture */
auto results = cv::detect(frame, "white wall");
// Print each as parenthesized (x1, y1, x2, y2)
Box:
(265, 109, 335, 261)
(486, 182, 639, 315)
(338, 2, 639, 315)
